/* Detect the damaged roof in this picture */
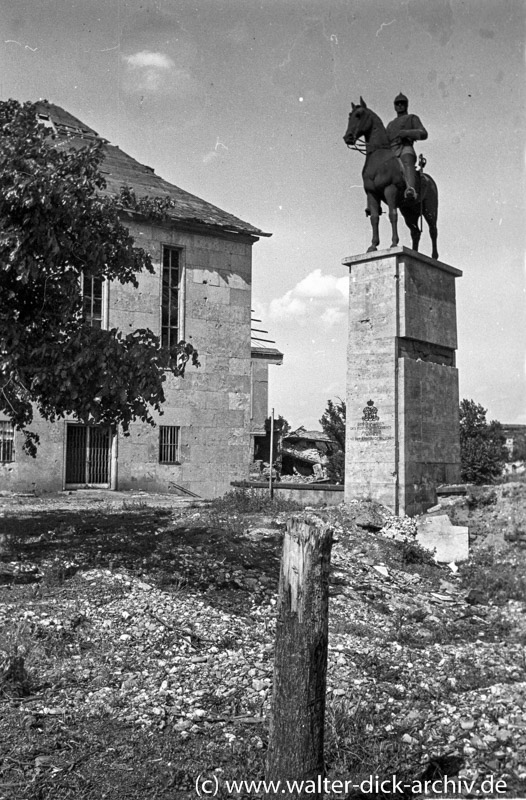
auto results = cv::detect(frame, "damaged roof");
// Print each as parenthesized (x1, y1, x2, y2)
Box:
(285, 428, 333, 443)
(250, 312, 283, 362)
(35, 101, 271, 240)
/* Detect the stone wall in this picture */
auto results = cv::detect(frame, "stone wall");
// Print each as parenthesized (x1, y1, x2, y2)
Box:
(250, 359, 270, 438)
(0, 220, 255, 499)
(115, 221, 254, 498)
(231, 481, 344, 507)
(344, 251, 399, 509)
(0, 416, 66, 493)
(399, 358, 460, 516)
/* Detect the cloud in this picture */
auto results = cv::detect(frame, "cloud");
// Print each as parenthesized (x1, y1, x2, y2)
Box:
(320, 306, 346, 327)
(268, 269, 348, 326)
(124, 51, 174, 70)
(202, 138, 229, 166)
(121, 50, 192, 96)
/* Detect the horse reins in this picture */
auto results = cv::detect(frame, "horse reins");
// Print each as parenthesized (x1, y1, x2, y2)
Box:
(346, 141, 367, 155)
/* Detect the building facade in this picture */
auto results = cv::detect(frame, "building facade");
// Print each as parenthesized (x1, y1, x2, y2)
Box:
(249, 316, 284, 462)
(0, 103, 272, 498)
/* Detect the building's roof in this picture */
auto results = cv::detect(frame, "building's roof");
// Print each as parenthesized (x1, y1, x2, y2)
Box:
(35, 101, 271, 240)
(281, 445, 329, 466)
(284, 428, 332, 443)
(250, 313, 283, 362)
(250, 345, 283, 361)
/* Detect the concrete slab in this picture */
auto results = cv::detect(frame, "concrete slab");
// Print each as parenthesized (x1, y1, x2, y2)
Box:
(416, 513, 469, 562)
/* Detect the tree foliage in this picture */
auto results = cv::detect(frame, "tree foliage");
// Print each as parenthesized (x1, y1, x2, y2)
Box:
(264, 414, 291, 438)
(0, 99, 198, 455)
(459, 399, 507, 484)
(319, 398, 346, 483)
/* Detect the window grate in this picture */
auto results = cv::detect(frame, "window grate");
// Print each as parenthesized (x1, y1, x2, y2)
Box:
(65, 425, 111, 485)
(0, 421, 15, 463)
(161, 247, 180, 349)
(159, 426, 180, 464)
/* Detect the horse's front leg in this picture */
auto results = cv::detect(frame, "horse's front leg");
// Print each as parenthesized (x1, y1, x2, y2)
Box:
(366, 193, 380, 252)
(384, 185, 399, 248)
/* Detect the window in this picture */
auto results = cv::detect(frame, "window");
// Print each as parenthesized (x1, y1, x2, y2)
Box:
(0, 421, 15, 463)
(161, 247, 180, 348)
(82, 274, 104, 328)
(159, 426, 181, 464)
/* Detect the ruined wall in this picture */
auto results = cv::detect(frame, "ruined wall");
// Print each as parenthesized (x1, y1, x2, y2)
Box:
(343, 247, 462, 516)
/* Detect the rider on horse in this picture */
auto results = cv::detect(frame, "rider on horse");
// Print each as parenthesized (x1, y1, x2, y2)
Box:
(386, 93, 427, 201)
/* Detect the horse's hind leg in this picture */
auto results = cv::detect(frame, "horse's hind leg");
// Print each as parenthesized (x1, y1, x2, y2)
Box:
(408, 219, 422, 253)
(423, 206, 438, 259)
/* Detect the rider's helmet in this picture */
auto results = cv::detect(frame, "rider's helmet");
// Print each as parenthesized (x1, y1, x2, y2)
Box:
(394, 92, 408, 106)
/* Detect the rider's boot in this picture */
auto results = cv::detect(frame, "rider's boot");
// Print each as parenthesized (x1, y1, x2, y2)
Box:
(402, 154, 418, 200)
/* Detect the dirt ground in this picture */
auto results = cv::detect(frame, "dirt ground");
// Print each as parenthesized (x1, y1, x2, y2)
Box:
(0, 482, 525, 799)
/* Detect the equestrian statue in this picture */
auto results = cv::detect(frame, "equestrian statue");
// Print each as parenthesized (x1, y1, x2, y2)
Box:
(343, 94, 439, 260)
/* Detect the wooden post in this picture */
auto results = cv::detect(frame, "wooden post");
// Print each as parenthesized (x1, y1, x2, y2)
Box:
(266, 515, 333, 799)
(269, 407, 275, 499)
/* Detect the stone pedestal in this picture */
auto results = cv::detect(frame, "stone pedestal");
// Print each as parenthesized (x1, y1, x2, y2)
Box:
(343, 247, 462, 516)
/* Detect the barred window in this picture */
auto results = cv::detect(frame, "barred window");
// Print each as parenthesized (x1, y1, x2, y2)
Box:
(159, 426, 181, 464)
(82, 274, 104, 328)
(0, 421, 15, 463)
(161, 247, 180, 349)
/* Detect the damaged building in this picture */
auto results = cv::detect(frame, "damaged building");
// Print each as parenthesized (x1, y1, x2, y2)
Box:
(281, 428, 334, 482)
(0, 102, 276, 499)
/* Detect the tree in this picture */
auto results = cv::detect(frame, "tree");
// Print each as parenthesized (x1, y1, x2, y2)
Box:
(258, 414, 290, 469)
(264, 414, 291, 439)
(0, 99, 198, 455)
(459, 399, 508, 484)
(319, 398, 346, 483)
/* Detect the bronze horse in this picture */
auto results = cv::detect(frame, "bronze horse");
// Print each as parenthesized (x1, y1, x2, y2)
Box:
(343, 98, 439, 259)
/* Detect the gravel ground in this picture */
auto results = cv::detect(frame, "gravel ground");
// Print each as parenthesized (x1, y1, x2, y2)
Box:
(0, 486, 525, 798)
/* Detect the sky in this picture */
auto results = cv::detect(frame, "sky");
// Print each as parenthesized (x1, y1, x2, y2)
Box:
(2, 0, 525, 430)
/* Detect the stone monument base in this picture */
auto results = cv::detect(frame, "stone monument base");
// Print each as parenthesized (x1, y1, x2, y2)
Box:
(343, 247, 462, 517)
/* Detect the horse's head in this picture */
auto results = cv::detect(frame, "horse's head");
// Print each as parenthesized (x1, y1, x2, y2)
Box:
(343, 97, 372, 146)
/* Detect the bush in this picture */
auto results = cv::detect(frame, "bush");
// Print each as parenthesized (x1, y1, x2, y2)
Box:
(209, 488, 302, 515)
(459, 399, 508, 484)
(459, 547, 526, 605)
(400, 540, 436, 566)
